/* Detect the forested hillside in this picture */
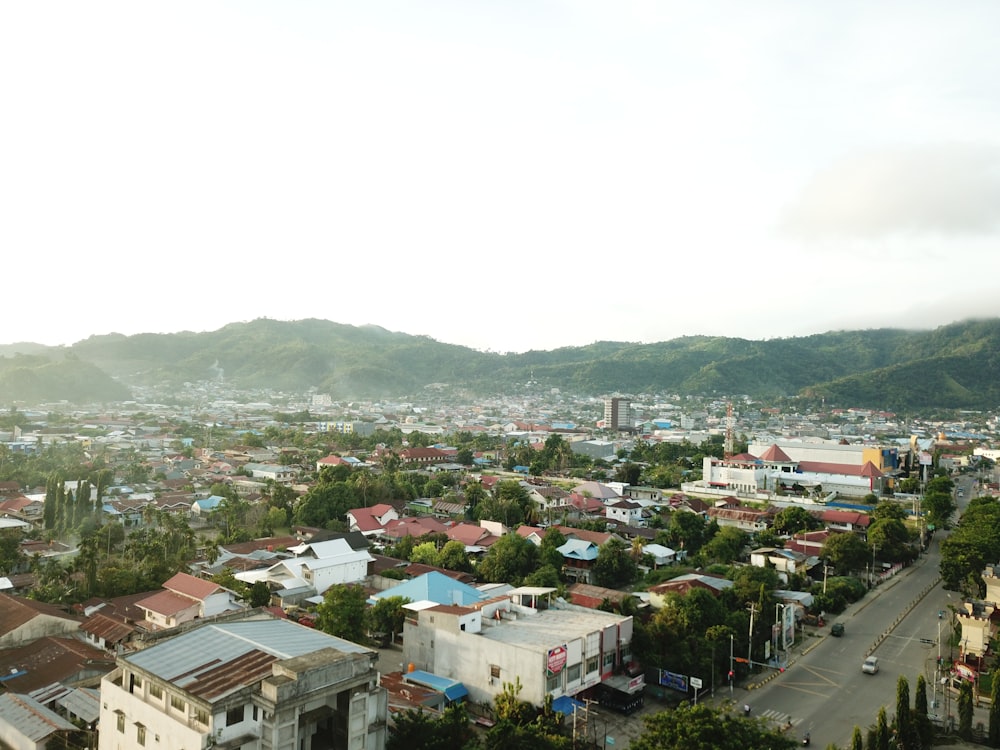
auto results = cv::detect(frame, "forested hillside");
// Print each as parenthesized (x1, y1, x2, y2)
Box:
(1, 317, 998, 410)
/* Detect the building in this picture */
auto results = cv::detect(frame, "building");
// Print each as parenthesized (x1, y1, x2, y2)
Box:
(97, 617, 387, 750)
(603, 398, 632, 431)
(401, 587, 639, 709)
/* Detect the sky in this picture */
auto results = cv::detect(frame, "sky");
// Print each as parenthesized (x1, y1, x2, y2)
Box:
(3, 1, 1000, 353)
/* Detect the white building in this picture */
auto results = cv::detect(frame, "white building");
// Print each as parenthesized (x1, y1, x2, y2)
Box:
(402, 587, 639, 709)
(98, 617, 386, 750)
(236, 538, 373, 597)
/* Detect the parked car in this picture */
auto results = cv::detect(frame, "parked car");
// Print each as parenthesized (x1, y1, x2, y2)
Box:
(830, 622, 845, 637)
(862, 656, 879, 674)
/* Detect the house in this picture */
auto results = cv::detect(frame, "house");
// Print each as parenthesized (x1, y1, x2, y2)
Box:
(236, 538, 374, 599)
(819, 509, 871, 535)
(0, 494, 44, 519)
(368, 571, 486, 607)
(557, 538, 600, 584)
(0, 636, 115, 693)
(955, 600, 995, 660)
(750, 547, 810, 581)
(705, 506, 770, 533)
(606, 499, 644, 526)
(646, 573, 734, 608)
(0, 692, 78, 749)
(135, 572, 244, 631)
(96, 617, 386, 750)
(346, 504, 399, 537)
(80, 612, 136, 653)
(0, 594, 81, 649)
(641, 543, 677, 567)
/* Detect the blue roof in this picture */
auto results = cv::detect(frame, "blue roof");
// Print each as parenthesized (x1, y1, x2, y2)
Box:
(404, 670, 468, 701)
(557, 538, 599, 562)
(369, 571, 485, 607)
(194, 495, 224, 511)
(552, 695, 585, 715)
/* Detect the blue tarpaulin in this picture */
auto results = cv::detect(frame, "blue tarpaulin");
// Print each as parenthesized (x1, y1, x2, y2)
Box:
(404, 670, 469, 701)
(552, 695, 585, 716)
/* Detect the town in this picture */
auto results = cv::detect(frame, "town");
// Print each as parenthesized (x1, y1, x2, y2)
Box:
(1, 384, 999, 750)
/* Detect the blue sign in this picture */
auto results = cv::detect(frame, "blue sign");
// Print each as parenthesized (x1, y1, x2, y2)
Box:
(658, 669, 688, 692)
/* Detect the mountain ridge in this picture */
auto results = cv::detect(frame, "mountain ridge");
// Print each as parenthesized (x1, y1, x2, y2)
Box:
(1, 317, 998, 411)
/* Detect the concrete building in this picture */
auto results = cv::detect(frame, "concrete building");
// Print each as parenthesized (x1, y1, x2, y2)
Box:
(603, 398, 632, 431)
(98, 617, 386, 750)
(401, 587, 639, 709)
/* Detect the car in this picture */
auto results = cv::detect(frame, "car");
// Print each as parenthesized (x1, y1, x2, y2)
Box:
(862, 656, 879, 674)
(830, 622, 845, 637)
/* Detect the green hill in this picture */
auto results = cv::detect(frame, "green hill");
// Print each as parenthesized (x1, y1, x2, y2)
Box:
(1, 317, 999, 410)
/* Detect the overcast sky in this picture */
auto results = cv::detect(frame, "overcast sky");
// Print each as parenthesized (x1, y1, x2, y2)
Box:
(3, 1, 999, 353)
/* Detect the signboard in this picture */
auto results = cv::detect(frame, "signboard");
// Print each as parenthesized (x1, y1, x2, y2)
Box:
(953, 662, 977, 682)
(658, 670, 688, 692)
(690, 677, 703, 689)
(547, 645, 568, 675)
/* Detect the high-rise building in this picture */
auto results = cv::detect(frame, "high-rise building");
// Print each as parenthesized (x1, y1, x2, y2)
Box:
(603, 397, 631, 430)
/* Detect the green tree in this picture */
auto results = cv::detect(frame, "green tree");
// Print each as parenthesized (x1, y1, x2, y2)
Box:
(592, 537, 639, 588)
(923, 488, 956, 530)
(700, 526, 748, 564)
(958, 679, 974, 740)
(666, 511, 709, 554)
(772, 506, 821, 535)
(990, 668, 1000, 747)
(316, 584, 369, 644)
(387, 703, 478, 750)
(437, 540, 472, 572)
(874, 705, 890, 750)
(247, 580, 272, 608)
(369, 596, 411, 645)
(895, 675, 918, 750)
(914, 674, 933, 749)
(849, 725, 863, 750)
(477, 533, 539, 586)
(630, 702, 795, 750)
(821, 532, 870, 575)
(410, 542, 440, 566)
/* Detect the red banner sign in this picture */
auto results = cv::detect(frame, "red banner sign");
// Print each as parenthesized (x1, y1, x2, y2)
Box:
(547, 646, 567, 674)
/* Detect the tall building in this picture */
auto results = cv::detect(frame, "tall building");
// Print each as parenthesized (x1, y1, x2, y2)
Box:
(98, 617, 386, 750)
(603, 397, 631, 431)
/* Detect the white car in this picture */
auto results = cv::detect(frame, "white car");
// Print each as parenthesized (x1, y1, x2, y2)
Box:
(862, 656, 879, 674)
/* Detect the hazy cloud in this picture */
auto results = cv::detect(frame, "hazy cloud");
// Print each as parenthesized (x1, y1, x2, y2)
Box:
(780, 143, 1000, 239)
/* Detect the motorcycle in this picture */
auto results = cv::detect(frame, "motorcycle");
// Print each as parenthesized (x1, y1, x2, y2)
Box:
(802, 733, 811, 746)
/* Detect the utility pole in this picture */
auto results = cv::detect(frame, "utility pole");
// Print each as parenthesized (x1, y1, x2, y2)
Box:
(729, 632, 734, 695)
(747, 603, 757, 668)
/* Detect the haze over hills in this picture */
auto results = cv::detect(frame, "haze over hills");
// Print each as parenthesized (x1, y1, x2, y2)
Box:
(1, 317, 999, 411)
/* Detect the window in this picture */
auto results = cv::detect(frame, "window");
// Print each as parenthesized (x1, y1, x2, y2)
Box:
(170, 695, 185, 712)
(253, 705, 259, 721)
(586, 655, 599, 674)
(116, 714, 125, 733)
(137, 725, 146, 746)
(195, 708, 209, 726)
(546, 671, 561, 692)
(566, 663, 582, 683)
(226, 705, 245, 726)
(603, 652, 615, 671)
(490, 665, 501, 679)
(149, 683, 163, 700)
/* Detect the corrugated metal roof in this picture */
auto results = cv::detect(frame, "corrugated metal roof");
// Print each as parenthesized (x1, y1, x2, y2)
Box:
(0, 693, 76, 742)
(125, 620, 372, 702)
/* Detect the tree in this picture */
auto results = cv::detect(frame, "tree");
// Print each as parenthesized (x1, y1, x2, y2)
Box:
(700, 526, 748, 564)
(990, 668, 1000, 747)
(923, 488, 956, 529)
(914, 674, 933, 749)
(369, 596, 411, 645)
(894, 675, 919, 750)
(593, 537, 639, 588)
(410, 542, 440, 566)
(821, 531, 870, 575)
(437, 540, 472, 572)
(387, 703, 478, 750)
(874, 705, 890, 750)
(867, 517, 913, 563)
(772, 506, 820, 535)
(630, 702, 795, 750)
(247, 580, 272, 608)
(316, 584, 369, 644)
(958, 679, 974, 740)
(849, 725, 863, 750)
(667, 511, 709, 554)
(476, 533, 539, 585)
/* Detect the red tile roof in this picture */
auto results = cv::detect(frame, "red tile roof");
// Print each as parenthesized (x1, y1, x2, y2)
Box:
(136, 590, 200, 618)
(759, 444, 794, 462)
(162, 572, 223, 601)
